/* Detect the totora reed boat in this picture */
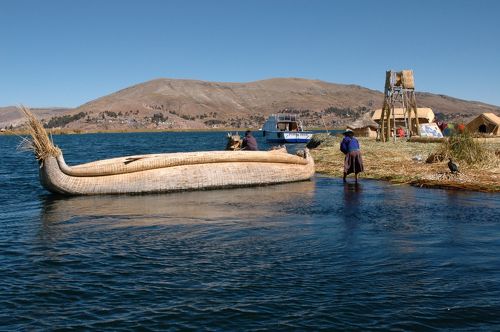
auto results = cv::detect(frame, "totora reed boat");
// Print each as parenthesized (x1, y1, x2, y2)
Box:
(22, 107, 315, 195)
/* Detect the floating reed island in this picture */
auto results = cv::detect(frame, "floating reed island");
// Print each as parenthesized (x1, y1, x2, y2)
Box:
(21, 107, 314, 195)
(309, 133, 500, 192)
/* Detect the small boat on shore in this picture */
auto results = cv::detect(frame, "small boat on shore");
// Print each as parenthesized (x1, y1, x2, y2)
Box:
(262, 114, 313, 143)
(22, 108, 315, 195)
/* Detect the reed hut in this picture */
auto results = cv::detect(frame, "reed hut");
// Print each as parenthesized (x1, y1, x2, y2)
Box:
(372, 107, 435, 130)
(346, 117, 379, 138)
(465, 113, 500, 136)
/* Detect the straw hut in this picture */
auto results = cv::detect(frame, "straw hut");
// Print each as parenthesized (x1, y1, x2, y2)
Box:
(465, 113, 500, 136)
(346, 117, 379, 138)
(371, 107, 435, 129)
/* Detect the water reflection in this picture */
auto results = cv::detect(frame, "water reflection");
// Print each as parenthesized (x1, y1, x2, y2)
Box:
(343, 182, 362, 218)
(341, 182, 362, 246)
(40, 181, 316, 227)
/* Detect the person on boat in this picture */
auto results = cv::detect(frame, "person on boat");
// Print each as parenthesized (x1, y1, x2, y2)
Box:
(241, 130, 258, 151)
(340, 129, 364, 183)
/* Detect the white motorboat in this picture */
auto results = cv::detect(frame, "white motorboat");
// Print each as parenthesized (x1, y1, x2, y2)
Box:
(262, 114, 313, 143)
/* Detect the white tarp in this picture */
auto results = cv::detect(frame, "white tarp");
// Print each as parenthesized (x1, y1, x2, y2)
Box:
(419, 123, 443, 138)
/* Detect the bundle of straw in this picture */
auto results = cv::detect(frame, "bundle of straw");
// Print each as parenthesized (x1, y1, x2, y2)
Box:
(435, 132, 487, 165)
(20, 106, 61, 161)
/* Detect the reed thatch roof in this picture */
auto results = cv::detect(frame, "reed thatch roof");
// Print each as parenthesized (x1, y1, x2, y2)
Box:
(371, 107, 435, 123)
(466, 113, 500, 136)
(347, 117, 379, 130)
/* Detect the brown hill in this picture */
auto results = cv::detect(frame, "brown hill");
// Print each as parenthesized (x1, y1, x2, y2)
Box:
(2, 78, 499, 130)
(412, 92, 499, 121)
(68, 78, 383, 130)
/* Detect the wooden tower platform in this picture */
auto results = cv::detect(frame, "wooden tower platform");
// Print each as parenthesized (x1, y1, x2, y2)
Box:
(380, 70, 420, 142)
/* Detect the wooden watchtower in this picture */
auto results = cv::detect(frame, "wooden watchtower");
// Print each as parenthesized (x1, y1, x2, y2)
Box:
(380, 70, 420, 142)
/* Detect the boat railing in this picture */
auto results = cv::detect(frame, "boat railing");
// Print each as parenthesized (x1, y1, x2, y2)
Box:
(275, 114, 299, 122)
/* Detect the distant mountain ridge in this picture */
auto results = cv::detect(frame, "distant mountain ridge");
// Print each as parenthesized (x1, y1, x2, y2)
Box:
(2, 77, 499, 130)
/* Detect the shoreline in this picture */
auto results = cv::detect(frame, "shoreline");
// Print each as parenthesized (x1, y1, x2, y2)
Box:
(0, 126, 337, 136)
(0, 128, 253, 136)
(310, 137, 500, 193)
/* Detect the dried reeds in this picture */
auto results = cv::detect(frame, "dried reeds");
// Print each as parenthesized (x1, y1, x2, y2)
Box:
(19, 106, 61, 161)
(433, 132, 498, 169)
(306, 133, 338, 149)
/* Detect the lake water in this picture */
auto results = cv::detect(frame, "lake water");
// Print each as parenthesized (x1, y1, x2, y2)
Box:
(1, 132, 499, 330)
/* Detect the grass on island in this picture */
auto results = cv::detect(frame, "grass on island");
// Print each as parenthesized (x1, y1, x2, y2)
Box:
(309, 133, 500, 192)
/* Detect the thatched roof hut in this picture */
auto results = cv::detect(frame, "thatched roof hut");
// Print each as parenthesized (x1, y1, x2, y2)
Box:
(465, 113, 500, 136)
(346, 117, 379, 138)
(372, 107, 435, 125)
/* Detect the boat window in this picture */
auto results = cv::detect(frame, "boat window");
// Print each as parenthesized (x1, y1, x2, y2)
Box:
(277, 114, 297, 122)
(277, 123, 288, 131)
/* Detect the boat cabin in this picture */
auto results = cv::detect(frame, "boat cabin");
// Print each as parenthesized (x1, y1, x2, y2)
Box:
(262, 114, 312, 143)
(263, 114, 304, 132)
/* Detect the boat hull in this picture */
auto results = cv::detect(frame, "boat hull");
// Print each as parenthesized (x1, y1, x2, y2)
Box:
(39, 150, 315, 195)
(264, 131, 313, 143)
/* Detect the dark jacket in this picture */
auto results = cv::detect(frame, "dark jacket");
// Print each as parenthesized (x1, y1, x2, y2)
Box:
(242, 133, 258, 151)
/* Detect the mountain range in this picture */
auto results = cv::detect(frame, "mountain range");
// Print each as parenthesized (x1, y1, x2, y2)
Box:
(2, 77, 499, 130)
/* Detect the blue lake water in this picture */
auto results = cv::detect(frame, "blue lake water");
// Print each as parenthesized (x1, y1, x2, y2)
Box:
(0, 131, 499, 330)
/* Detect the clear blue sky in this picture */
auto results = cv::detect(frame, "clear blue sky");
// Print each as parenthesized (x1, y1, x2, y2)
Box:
(1, 0, 499, 107)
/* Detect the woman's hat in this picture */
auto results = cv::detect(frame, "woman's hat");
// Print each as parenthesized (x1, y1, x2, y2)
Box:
(343, 129, 353, 135)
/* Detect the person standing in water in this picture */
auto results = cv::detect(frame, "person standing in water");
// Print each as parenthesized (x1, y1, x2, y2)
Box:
(340, 129, 364, 183)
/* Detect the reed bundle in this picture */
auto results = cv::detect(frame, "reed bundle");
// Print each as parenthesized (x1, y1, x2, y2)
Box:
(306, 133, 338, 149)
(433, 132, 498, 170)
(20, 106, 61, 161)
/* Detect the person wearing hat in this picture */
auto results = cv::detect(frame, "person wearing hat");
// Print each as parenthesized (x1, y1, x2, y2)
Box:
(340, 129, 364, 182)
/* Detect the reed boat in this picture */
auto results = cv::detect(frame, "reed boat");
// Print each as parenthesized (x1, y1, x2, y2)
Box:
(22, 108, 315, 195)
